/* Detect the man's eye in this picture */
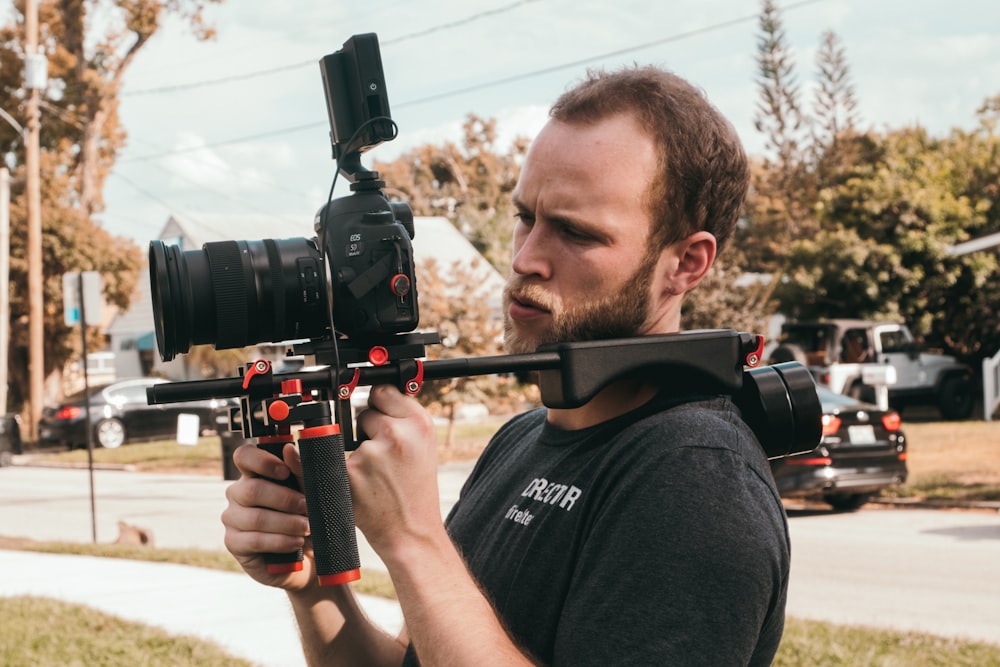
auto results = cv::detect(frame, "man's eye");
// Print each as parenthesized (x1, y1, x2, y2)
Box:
(514, 211, 534, 226)
(559, 224, 592, 242)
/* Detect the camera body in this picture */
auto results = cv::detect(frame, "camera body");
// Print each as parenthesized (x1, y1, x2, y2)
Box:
(149, 34, 418, 362)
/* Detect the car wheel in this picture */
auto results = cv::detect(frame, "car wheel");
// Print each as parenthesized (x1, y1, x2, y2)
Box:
(938, 375, 974, 420)
(823, 493, 870, 512)
(95, 418, 126, 449)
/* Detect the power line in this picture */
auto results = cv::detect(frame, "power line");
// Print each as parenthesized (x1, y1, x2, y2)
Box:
(123, 0, 542, 97)
(123, 0, 825, 162)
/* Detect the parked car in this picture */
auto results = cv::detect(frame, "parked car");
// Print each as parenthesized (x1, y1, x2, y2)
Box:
(38, 378, 230, 449)
(769, 386, 908, 511)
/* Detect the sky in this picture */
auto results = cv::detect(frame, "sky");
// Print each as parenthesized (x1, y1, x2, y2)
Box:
(93, 0, 1000, 246)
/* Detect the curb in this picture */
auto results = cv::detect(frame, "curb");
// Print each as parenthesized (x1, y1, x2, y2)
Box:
(9, 455, 137, 472)
(868, 496, 1000, 512)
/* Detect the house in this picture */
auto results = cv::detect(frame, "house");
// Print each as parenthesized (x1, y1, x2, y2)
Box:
(105, 213, 507, 381)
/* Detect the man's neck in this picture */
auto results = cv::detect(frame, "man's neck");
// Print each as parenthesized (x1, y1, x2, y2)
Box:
(545, 379, 658, 431)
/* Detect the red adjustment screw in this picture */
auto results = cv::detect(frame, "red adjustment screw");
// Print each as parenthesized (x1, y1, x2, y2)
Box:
(268, 400, 291, 422)
(368, 346, 389, 366)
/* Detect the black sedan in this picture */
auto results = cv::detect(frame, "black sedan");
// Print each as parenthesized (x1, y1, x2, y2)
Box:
(769, 386, 908, 511)
(38, 378, 229, 449)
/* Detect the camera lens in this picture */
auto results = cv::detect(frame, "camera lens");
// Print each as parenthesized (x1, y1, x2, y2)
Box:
(149, 238, 328, 361)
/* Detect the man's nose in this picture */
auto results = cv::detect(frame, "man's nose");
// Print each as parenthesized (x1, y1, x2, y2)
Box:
(511, 225, 551, 280)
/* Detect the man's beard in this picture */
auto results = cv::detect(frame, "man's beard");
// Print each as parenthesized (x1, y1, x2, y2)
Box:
(502, 253, 657, 354)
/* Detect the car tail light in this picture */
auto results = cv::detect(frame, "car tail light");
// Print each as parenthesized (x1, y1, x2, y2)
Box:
(881, 412, 902, 432)
(55, 406, 83, 420)
(821, 414, 841, 436)
(787, 457, 833, 466)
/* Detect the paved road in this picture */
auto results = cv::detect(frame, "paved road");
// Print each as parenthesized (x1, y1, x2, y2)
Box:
(1, 464, 998, 647)
(783, 503, 1000, 644)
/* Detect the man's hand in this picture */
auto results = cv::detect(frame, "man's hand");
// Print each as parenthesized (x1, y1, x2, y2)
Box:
(222, 443, 316, 591)
(350, 384, 445, 564)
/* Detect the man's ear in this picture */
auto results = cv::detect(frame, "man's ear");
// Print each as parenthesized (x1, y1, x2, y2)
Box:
(658, 231, 717, 296)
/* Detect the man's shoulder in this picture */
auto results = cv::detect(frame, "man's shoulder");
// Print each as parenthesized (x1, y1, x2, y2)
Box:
(628, 395, 755, 443)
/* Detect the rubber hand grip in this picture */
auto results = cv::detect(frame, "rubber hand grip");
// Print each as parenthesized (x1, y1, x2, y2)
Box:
(255, 439, 304, 574)
(297, 424, 361, 586)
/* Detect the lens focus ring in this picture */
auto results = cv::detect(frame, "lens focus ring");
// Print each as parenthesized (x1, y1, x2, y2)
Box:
(205, 241, 251, 349)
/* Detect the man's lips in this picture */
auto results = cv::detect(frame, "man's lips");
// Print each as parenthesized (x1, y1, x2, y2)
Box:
(508, 294, 550, 322)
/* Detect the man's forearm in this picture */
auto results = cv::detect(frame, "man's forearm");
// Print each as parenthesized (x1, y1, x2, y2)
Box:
(385, 527, 537, 666)
(288, 582, 407, 667)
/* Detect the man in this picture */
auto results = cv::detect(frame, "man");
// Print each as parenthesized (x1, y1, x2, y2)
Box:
(222, 66, 789, 666)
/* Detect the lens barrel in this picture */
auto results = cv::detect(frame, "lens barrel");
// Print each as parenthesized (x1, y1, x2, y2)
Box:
(149, 238, 328, 361)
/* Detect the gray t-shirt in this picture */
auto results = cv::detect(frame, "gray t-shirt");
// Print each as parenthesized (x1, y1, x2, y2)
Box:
(403, 394, 789, 666)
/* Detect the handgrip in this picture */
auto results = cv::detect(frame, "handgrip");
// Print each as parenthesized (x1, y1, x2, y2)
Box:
(297, 424, 361, 586)
(256, 437, 304, 574)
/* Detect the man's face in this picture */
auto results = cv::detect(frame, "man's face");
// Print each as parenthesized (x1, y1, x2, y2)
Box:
(503, 114, 665, 354)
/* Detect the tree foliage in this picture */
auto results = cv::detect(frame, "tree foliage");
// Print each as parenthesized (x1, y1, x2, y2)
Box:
(749, 0, 1000, 364)
(414, 257, 533, 447)
(1, 0, 222, 412)
(372, 114, 528, 277)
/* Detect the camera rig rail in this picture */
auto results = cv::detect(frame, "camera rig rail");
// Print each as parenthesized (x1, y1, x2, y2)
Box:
(146, 329, 821, 587)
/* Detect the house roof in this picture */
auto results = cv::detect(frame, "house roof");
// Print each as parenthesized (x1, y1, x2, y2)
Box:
(946, 231, 1000, 256)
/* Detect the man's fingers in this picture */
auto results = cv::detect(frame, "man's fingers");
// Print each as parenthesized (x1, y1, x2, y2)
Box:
(233, 443, 292, 481)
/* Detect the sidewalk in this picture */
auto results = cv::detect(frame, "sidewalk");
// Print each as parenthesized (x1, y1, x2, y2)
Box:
(0, 460, 476, 666)
(0, 549, 403, 667)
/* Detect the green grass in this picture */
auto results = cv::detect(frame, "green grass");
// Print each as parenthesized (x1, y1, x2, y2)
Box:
(0, 596, 257, 667)
(882, 474, 1000, 502)
(28, 437, 228, 472)
(776, 617, 1000, 666)
(4, 594, 999, 667)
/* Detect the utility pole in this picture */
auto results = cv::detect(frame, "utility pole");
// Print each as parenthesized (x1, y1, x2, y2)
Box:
(1, 168, 9, 414)
(25, 0, 44, 441)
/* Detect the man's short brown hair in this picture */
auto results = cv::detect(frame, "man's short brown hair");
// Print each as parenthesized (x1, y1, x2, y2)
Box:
(550, 66, 749, 254)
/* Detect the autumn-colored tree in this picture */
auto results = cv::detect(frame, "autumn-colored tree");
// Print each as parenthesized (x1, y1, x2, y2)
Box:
(414, 257, 533, 449)
(373, 114, 528, 276)
(681, 260, 777, 337)
(1, 0, 222, 417)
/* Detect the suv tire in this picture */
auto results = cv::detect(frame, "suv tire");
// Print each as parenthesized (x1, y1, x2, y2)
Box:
(823, 492, 871, 512)
(938, 375, 974, 420)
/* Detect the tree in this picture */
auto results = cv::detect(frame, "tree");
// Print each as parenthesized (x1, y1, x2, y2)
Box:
(773, 122, 1000, 364)
(682, 260, 777, 336)
(414, 257, 531, 449)
(5, 149, 143, 410)
(812, 31, 859, 147)
(744, 0, 815, 272)
(753, 0, 807, 179)
(372, 114, 528, 276)
(1, 1, 223, 417)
